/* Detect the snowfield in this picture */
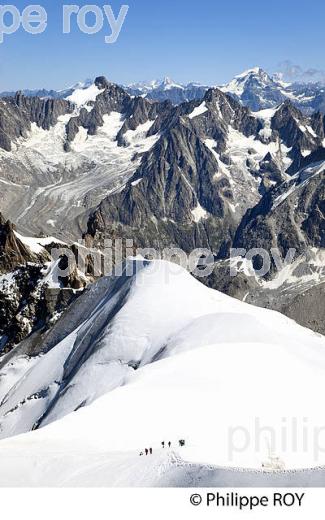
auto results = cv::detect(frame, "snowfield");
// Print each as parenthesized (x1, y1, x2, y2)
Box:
(1, 259, 325, 486)
(66, 84, 104, 107)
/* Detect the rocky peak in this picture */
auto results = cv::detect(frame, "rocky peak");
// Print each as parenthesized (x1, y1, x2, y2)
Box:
(204, 86, 227, 103)
(0, 215, 47, 273)
(273, 99, 302, 120)
(201, 87, 261, 139)
(94, 76, 111, 89)
(271, 101, 321, 164)
(158, 77, 183, 90)
(236, 67, 274, 87)
(0, 215, 35, 273)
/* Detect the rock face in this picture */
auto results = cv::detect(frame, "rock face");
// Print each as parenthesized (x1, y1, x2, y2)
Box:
(0, 213, 48, 272)
(199, 157, 325, 335)
(14, 93, 73, 131)
(233, 162, 325, 265)
(0, 98, 31, 151)
(87, 117, 236, 254)
(278, 283, 325, 335)
(0, 264, 47, 351)
(0, 94, 73, 151)
(271, 101, 318, 149)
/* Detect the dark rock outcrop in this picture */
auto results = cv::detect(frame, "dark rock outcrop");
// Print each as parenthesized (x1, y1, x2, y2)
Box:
(0, 213, 48, 272)
(0, 214, 88, 354)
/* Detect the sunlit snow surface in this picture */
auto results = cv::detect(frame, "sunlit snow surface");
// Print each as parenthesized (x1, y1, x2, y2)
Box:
(66, 84, 104, 106)
(188, 102, 208, 119)
(0, 260, 325, 486)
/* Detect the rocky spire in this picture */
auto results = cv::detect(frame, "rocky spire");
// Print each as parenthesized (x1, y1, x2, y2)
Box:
(0, 215, 47, 273)
(94, 76, 111, 89)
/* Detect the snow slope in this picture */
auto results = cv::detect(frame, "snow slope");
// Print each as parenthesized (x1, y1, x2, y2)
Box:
(66, 84, 104, 106)
(1, 259, 325, 486)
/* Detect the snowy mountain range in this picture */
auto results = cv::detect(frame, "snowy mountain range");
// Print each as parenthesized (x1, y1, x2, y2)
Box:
(126, 77, 209, 104)
(126, 67, 325, 113)
(2, 67, 325, 112)
(0, 69, 324, 486)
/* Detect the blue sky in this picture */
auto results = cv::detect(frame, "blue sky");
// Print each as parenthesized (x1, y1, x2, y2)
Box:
(1, 0, 325, 90)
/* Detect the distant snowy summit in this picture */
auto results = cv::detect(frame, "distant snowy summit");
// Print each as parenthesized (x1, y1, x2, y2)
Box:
(220, 67, 286, 110)
(220, 67, 325, 113)
(127, 76, 185, 93)
(126, 76, 209, 104)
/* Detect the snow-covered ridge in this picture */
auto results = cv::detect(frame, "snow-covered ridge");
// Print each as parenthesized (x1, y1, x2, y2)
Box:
(1, 259, 325, 482)
(14, 231, 66, 255)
